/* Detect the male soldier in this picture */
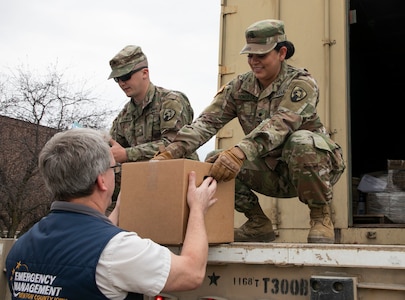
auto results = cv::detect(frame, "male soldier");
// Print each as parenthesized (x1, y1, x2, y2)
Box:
(107, 45, 199, 205)
(154, 19, 345, 244)
(108, 45, 198, 164)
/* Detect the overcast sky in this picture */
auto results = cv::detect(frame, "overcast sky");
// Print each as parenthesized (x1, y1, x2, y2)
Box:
(0, 0, 221, 159)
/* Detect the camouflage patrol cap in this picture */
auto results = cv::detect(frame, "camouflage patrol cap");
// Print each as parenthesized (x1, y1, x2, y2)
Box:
(240, 19, 286, 55)
(108, 45, 148, 79)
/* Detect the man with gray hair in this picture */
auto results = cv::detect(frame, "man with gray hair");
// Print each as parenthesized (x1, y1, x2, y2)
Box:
(6, 128, 218, 299)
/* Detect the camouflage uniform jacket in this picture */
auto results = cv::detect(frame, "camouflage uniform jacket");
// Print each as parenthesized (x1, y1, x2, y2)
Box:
(173, 62, 338, 161)
(110, 82, 199, 161)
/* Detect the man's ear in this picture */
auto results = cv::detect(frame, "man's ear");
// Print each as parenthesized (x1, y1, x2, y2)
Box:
(95, 174, 108, 192)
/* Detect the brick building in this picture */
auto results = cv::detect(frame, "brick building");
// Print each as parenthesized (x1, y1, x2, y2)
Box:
(0, 115, 58, 237)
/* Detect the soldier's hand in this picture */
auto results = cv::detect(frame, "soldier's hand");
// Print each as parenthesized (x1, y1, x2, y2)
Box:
(152, 150, 173, 160)
(152, 144, 175, 160)
(109, 139, 128, 163)
(208, 146, 245, 182)
(205, 152, 220, 163)
(151, 143, 186, 160)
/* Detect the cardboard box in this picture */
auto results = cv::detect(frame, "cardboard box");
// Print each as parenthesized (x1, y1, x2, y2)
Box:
(387, 159, 405, 170)
(119, 159, 234, 245)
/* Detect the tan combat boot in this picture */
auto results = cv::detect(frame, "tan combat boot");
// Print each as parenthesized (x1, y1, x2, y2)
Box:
(234, 202, 275, 242)
(307, 205, 335, 243)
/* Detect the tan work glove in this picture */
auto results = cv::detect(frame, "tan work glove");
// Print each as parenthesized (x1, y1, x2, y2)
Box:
(152, 145, 174, 160)
(153, 150, 173, 160)
(205, 152, 220, 163)
(208, 146, 245, 182)
(152, 143, 185, 160)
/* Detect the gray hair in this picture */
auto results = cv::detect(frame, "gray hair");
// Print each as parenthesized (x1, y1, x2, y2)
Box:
(39, 128, 111, 201)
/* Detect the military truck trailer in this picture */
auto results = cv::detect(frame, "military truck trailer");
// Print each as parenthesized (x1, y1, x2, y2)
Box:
(149, 0, 405, 299)
(2, 0, 405, 299)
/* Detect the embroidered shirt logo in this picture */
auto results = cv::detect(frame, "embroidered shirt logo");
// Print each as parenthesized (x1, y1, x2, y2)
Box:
(291, 86, 307, 102)
(163, 109, 176, 121)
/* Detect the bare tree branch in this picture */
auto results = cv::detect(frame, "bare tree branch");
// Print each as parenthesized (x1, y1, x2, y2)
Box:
(0, 63, 118, 237)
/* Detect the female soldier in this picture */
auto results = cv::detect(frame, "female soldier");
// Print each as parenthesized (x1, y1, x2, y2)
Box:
(154, 19, 345, 244)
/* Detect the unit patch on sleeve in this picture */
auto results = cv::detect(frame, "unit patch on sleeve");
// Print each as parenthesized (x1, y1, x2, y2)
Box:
(163, 109, 176, 121)
(278, 79, 314, 114)
(291, 86, 307, 102)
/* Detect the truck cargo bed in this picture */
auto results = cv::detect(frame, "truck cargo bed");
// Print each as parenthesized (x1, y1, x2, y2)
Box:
(161, 242, 405, 300)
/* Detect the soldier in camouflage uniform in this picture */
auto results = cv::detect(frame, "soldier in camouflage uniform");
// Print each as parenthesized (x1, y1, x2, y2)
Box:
(108, 45, 198, 164)
(154, 20, 345, 244)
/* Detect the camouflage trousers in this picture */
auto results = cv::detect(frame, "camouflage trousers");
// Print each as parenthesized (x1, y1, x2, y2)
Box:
(207, 130, 345, 213)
